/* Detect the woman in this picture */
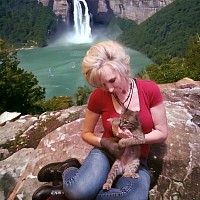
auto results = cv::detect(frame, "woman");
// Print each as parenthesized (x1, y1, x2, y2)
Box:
(33, 41, 168, 200)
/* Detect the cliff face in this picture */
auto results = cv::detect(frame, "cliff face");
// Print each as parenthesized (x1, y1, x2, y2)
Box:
(52, 0, 69, 22)
(38, 0, 49, 6)
(109, 0, 174, 23)
(39, 0, 175, 24)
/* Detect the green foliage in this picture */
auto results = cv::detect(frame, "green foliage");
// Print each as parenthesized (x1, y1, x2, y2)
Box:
(139, 58, 187, 83)
(138, 35, 200, 82)
(42, 96, 74, 111)
(74, 86, 92, 106)
(38, 86, 92, 112)
(0, 0, 56, 47)
(118, 0, 200, 61)
(0, 39, 45, 114)
(184, 34, 200, 80)
(1, 132, 27, 154)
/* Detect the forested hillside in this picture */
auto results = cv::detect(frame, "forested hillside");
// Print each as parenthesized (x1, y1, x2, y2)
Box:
(0, 0, 56, 47)
(118, 0, 200, 62)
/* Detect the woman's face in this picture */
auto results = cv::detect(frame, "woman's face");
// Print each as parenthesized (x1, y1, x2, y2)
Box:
(99, 66, 128, 95)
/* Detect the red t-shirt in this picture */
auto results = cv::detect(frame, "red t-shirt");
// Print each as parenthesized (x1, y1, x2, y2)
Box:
(87, 78, 163, 157)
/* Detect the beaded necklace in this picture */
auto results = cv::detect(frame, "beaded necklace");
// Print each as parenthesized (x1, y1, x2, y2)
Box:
(113, 79, 134, 110)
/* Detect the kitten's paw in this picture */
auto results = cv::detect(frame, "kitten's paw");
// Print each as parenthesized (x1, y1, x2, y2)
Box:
(132, 173, 139, 178)
(103, 183, 111, 191)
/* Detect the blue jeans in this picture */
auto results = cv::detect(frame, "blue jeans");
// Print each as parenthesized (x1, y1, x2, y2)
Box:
(63, 148, 150, 200)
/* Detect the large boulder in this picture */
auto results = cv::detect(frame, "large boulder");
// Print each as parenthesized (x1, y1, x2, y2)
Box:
(0, 78, 199, 200)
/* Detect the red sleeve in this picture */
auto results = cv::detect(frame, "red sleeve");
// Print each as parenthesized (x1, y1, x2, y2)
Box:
(87, 89, 103, 114)
(148, 81, 163, 108)
(136, 78, 163, 109)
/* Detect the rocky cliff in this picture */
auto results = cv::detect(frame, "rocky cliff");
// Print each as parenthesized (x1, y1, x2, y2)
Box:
(109, 0, 174, 23)
(0, 78, 200, 200)
(38, 0, 50, 6)
(39, 0, 175, 24)
(53, 0, 69, 22)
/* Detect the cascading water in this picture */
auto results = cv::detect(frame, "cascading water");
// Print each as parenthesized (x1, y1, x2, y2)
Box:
(73, 0, 92, 43)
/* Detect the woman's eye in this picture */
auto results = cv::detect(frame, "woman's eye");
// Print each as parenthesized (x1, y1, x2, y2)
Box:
(109, 78, 115, 83)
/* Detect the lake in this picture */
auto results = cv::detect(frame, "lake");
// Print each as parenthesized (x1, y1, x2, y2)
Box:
(17, 42, 153, 99)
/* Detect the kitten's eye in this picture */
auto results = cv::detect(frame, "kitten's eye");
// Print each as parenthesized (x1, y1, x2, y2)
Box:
(123, 121, 129, 125)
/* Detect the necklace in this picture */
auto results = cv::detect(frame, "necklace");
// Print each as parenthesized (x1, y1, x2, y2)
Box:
(122, 81, 132, 104)
(113, 79, 134, 109)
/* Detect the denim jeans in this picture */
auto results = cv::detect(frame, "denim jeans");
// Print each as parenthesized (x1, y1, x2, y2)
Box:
(63, 148, 150, 200)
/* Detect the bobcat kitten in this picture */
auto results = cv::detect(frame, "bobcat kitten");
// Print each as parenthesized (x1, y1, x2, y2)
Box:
(103, 109, 145, 190)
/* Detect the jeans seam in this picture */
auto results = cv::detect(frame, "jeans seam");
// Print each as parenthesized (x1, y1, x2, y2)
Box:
(97, 178, 134, 198)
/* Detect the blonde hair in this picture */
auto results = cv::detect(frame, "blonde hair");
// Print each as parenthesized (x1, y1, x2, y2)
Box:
(82, 41, 131, 88)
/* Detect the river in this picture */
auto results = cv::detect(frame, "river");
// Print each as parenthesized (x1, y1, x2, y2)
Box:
(17, 42, 153, 99)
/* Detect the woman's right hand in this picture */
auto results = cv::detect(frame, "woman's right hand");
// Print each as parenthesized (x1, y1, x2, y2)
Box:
(116, 127, 133, 138)
(100, 137, 125, 159)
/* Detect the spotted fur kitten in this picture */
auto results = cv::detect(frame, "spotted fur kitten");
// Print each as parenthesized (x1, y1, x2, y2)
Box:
(103, 108, 145, 190)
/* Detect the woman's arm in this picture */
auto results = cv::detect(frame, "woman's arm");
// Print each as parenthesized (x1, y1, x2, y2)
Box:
(82, 108, 125, 158)
(145, 102, 168, 144)
(82, 108, 102, 147)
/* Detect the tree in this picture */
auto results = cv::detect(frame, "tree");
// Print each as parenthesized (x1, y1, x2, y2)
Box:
(74, 86, 92, 106)
(42, 96, 74, 111)
(118, 0, 200, 61)
(0, 0, 56, 48)
(0, 39, 45, 114)
(138, 35, 200, 83)
(185, 34, 200, 80)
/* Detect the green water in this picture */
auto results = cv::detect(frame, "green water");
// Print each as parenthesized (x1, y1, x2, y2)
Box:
(17, 43, 153, 99)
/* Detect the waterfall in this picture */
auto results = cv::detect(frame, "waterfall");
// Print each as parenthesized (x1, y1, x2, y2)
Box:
(73, 0, 92, 43)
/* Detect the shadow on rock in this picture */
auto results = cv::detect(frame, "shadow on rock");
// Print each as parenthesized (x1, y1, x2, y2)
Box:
(147, 142, 167, 189)
(0, 173, 16, 199)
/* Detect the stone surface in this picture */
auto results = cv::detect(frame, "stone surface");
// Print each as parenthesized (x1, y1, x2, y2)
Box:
(0, 78, 200, 200)
(0, 111, 21, 126)
(53, 0, 69, 22)
(0, 115, 38, 145)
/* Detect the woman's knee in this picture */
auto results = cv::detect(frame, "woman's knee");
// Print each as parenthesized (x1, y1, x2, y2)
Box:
(62, 148, 111, 199)
(63, 180, 97, 200)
